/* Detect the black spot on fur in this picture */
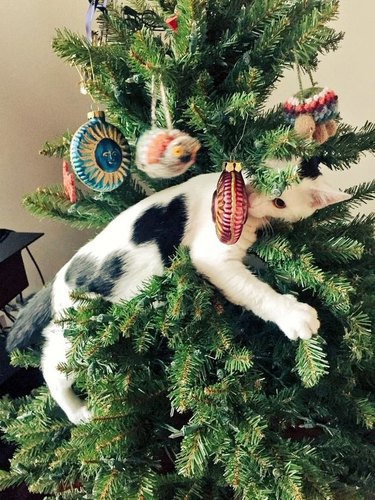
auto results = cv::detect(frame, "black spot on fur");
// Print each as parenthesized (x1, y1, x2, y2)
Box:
(90, 254, 125, 296)
(299, 157, 322, 179)
(132, 195, 188, 265)
(65, 252, 126, 298)
(6, 283, 53, 352)
(65, 254, 95, 289)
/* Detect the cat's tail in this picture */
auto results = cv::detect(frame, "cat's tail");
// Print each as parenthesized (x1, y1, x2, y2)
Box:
(6, 282, 53, 352)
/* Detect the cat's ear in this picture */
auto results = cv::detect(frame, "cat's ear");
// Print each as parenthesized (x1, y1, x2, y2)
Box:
(309, 183, 352, 209)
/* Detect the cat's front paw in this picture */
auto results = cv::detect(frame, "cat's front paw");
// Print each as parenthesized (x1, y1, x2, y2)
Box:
(67, 405, 92, 425)
(277, 295, 320, 341)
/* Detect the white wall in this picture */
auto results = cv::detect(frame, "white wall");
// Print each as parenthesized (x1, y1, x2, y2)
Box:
(0, 0, 373, 297)
(0, 2, 92, 295)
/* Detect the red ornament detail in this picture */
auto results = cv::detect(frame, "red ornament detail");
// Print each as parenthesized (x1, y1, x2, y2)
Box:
(284, 88, 338, 117)
(63, 160, 77, 203)
(165, 14, 178, 31)
(306, 102, 314, 112)
(212, 162, 248, 245)
(146, 131, 174, 164)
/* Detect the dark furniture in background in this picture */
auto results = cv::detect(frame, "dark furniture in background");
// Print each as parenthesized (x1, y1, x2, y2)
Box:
(0, 231, 43, 309)
(0, 230, 45, 499)
(0, 231, 43, 385)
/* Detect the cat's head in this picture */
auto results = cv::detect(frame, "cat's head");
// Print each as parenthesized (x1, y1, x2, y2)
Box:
(247, 159, 351, 222)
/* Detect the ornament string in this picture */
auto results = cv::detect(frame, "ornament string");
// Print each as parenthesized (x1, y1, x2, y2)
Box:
(150, 75, 157, 128)
(76, 6, 104, 110)
(149, 76, 173, 130)
(307, 68, 316, 87)
(295, 58, 317, 93)
(296, 64, 304, 93)
(230, 113, 249, 161)
(74, 48, 100, 111)
(159, 79, 173, 131)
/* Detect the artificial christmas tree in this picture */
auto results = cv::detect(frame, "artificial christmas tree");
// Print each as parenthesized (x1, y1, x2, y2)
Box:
(1, 1, 374, 498)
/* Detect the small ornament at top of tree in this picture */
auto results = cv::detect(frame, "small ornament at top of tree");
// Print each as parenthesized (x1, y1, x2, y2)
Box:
(70, 111, 131, 192)
(165, 13, 178, 31)
(284, 87, 339, 144)
(135, 76, 200, 178)
(211, 161, 248, 245)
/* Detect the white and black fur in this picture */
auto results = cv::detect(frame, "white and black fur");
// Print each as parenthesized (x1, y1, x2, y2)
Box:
(6, 162, 351, 424)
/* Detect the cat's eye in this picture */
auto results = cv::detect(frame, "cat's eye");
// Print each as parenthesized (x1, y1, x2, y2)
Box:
(272, 198, 286, 209)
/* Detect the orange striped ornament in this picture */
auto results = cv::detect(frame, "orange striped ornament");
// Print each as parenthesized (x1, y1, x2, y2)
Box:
(211, 162, 248, 245)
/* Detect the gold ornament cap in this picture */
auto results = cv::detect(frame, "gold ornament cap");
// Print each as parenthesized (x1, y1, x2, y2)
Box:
(223, 161, 243, 172)
(87, 110, 105, 120)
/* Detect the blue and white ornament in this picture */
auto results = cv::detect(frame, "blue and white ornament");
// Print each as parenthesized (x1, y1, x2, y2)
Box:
(70, 111, 131, 192)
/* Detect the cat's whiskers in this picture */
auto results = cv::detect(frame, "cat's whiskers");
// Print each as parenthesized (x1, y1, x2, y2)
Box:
(246, 214, 268, 231)
(260, 217, 273, 234)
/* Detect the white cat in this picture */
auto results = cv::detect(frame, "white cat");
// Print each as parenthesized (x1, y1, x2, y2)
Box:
(6, 161, 350, 424)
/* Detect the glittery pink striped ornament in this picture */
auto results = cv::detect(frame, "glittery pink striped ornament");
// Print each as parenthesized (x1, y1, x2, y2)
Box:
(211, 162, 248, 245)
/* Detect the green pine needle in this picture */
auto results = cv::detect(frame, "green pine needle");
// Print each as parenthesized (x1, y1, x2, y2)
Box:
(296, 336, 329, 388)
